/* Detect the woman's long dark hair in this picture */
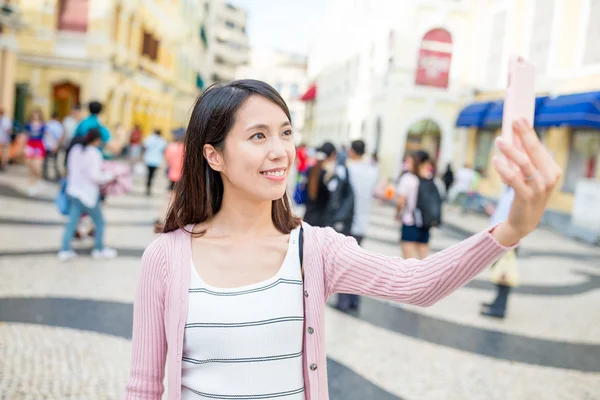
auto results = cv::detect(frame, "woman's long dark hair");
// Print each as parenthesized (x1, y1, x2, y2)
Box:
(83, 128, 101, 147)
(163, 79, 301, 236)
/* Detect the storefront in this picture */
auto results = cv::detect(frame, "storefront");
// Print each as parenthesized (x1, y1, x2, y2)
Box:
(455, 91, 600, 243)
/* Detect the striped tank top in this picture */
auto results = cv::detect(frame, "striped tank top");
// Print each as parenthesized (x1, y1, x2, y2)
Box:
(181, 227, 305, 399)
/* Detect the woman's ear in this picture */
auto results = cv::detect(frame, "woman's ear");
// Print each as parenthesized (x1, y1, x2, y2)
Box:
(203, 144, 223, 172)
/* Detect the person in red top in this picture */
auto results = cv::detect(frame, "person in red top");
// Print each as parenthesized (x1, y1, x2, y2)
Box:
(128, 124, 143, 161)
(154, 131, 185, 232)
(295, 144, 308, 174)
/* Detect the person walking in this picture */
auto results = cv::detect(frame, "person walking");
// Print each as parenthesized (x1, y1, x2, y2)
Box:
(142, 129, 167, 196)
(43, 112, 64, 181)
(154, 131, 185, 232)
(336, 139, 379, 312)
(74, 101, 122, 157)
(481, 186, 518, 319)
(124, 80, 561, 400)
(24, 108, 46, 196)
(395, 151, 438, 260)
(58, 128, 117, 261)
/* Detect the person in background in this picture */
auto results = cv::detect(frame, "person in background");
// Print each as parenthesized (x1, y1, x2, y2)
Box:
(481, 186, 517, 319)
(395, 151, 434, 260)
(463, 167, 484, 213)
(62, 104, 81, 151)
(74, 101, 122, 158)
(43, 111, 64, 182)
(337, 144, 348, 165)
(449, 163, 475, 205)
(129, 124, 143, 161)
(304, 142, 336, 227)
(24, 108, 46, 196)
(154, 131, 185, 232)
(0, 107, 12, 171)
(336, 139, 379, 312)
(58, 128, 117, 261)
(143, 128, 167, 196)
(442, 163, 454, 200)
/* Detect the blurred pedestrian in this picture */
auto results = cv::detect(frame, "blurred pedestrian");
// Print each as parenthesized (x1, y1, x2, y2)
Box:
(24, 108, 46, 196)
(442, 163, 454, 198)
(43, 111, 64, 182)
(336, 139, 379, 312)
(481, 186, 518, 319)
(62, 104, 81, 150)
(125, 81, 561, 399)
(143, 128, 167, 196)
(154, 131, 185, 232)
(303, 142, 336, 227)
(395, 150, 440, 259)
(58, 128, 117, 261)
(129, 124, 143, 161)
(0, 107, 12, 171)
(74, 101, 123, 158)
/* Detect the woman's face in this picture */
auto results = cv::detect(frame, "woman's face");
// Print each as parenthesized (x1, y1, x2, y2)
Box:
(205, 95, 295, 203)
(32, 111, 41, 123)
(419, 160, 434, 178)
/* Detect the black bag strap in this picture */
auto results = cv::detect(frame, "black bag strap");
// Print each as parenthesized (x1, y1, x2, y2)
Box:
(298, 226, 304, 269)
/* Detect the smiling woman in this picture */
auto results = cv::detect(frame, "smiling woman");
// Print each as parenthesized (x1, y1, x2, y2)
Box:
(125, 79, 562, 400)
(163, 80, 301, 237)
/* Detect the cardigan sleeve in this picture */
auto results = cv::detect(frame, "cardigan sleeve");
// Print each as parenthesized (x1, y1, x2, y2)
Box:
(321, 226, 516, 306)
(124, 238, 168, 399)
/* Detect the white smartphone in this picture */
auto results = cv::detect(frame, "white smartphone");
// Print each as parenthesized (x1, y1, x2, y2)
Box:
(501, 55, 536, 144)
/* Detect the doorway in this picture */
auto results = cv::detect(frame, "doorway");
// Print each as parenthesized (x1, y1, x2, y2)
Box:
(52, 82, 80, 120)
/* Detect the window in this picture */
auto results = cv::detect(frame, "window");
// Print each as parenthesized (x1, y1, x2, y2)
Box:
(584, 0, 600, 64)
(57, 0, 89, 32)
(562, 130, 600, 192)
(486, 10, 507, 86)
(225, 20, 236, 29)
(290, 84, 299, 98)
(530, 0, 555, 75)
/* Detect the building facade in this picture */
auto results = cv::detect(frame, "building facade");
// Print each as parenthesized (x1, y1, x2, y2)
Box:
(205, 0, 249, 83)
(455, 0, 600, 242)
(309, 0, 600, 242)
(308, 0, 477, 178)
(235, 49, 308, 140)
(0, 0, 208, 139)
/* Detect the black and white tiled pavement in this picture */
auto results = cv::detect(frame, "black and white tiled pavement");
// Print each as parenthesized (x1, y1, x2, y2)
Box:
(1, 166, 599, 399)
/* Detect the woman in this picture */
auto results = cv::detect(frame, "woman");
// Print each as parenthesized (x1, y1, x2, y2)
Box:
(58, 128, 117, 261)
(395, 150, 435, 260)
(24, 108, 46, 196)
(125, 80, 561, 400)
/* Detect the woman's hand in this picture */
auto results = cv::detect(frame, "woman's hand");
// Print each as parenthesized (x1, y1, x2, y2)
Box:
(491, 119, 562, 246)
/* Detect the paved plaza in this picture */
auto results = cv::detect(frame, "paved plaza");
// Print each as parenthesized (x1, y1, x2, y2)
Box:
(0, 166, 599, 399)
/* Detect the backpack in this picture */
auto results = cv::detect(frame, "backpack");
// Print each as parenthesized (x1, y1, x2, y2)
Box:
(325, 164, 354, 235)
(414, 178, 442, 228)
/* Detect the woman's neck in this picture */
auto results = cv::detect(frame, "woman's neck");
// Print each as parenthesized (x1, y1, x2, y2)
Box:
(210, 188, 277, 238)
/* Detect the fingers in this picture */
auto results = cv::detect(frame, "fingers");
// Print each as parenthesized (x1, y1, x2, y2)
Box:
(493, 156, 533, 199)
(513, 119, 562, 187)
(495, 136, 537, 180)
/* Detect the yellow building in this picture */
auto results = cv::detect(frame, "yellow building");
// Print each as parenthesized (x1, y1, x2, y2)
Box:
(1, 0, 207, 140)
(454, 0, 600, 242)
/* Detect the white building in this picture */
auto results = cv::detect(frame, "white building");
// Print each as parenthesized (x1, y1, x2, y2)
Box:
(308, 0, 483, 179)
(205, 0, 250, 83)
(236, 49, 309, 138)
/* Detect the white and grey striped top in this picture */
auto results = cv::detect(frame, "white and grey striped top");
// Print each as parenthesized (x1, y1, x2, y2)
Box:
(181, 227, 305, 400)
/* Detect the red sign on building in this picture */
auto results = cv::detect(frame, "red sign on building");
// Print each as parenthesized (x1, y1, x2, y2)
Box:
(415, 28, 453, 89)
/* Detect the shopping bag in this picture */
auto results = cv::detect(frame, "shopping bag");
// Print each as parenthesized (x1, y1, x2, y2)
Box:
(489, 249, 519, 287)
(54, 179, 70, 216)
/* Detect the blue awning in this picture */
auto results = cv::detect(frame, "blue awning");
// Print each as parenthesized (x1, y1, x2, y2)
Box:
(535, 91, 600, 129)
(482, 96, 549, 127)
(455, 102, 494, 127)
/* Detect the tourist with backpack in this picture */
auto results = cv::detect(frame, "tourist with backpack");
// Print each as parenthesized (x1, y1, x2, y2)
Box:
(395, 150, 442, 259)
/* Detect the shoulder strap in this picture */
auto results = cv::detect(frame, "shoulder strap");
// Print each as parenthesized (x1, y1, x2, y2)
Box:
(298, 226, 304, 268)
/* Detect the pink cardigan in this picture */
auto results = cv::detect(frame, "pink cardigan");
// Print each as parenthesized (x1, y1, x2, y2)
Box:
(124, 222, 513, 399)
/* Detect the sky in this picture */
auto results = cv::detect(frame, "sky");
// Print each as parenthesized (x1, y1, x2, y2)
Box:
(229, 0, 325, 56)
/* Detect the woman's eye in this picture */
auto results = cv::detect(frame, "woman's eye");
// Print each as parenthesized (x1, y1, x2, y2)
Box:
(282, 130, 293, 137)
(251, 132, 266, 140)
